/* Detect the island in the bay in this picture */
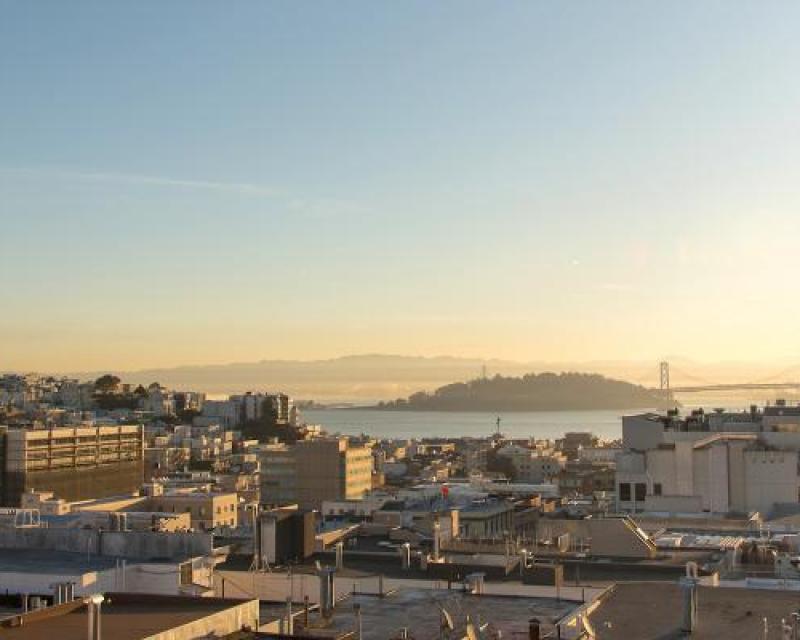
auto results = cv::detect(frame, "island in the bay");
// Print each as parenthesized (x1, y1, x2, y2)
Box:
(372, 372, 672, 411)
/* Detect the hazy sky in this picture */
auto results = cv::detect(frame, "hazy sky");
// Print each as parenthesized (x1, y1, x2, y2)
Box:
(2, 1, 800, 372)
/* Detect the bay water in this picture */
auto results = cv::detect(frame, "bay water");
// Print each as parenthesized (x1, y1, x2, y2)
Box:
(301, 408, 642, 441)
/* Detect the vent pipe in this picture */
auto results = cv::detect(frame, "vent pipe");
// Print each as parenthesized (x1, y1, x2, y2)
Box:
(400, 543, 411, 570)
(86, 594, 104, 640)
(335, 541, 344, 570)
(680, 563, 699, 634)
(319, 567, 336, 618)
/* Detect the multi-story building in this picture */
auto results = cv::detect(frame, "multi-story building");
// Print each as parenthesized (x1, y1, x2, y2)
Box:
(270, 393, 292, 424)
(23, 484, 238, 531)
(260, 437, 373, 509)
(200, 400, 242, 428)
(174, 391, 206, 414)
(556, 432, 597, 460)
(0, 424, 144, 506)
(617, 419, 800, 516)
(259, 442, 298, 506)
(141, 385, 175, 417)
(149, 490, 238, 531)
(202, 392, 294, 429)
(496, 444, 566, 483)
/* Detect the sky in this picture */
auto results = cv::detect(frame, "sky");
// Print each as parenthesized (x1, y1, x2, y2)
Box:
(2, 1, 800, 372)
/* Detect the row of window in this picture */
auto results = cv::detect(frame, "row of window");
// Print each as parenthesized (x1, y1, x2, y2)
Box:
(618, 482, 649, 502)
(152, 503, 236, 517)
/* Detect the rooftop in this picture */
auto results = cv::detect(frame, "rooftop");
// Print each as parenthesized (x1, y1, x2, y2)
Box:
(301, 588, 576, 640)
(0, 548, 120, 574)
(0, 593, 256, 640)
(588, 582, 800, 639)
(0, 547, 200, 573)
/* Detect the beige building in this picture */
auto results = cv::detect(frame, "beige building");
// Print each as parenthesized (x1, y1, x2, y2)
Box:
(149, 491, 238, 531)
(21, 485, 238, 532)
(0, 425, 144, 506)
(496, 444, 566, 483)
(260, 438, 373, 509)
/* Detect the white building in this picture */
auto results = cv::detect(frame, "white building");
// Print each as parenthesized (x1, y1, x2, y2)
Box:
(616, 433, 799, 516)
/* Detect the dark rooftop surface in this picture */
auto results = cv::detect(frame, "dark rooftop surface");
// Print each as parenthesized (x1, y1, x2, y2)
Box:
(589, 582, 800, 639)
(0, 548, 119, 574)
(0, 594, 252, 640)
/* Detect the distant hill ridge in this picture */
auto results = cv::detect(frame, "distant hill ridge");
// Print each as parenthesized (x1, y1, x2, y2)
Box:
(373, 371, 669, 411)
(47, 353, 764, 404)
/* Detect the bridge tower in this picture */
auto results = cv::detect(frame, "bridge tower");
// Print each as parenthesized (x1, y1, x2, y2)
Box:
(658, 361, 674, 407)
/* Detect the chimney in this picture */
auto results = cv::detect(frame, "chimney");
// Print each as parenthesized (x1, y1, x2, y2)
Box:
(528, 618, 541, 640)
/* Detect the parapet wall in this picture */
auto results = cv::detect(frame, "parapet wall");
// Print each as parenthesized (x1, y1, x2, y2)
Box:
(0, 527, 213, 560)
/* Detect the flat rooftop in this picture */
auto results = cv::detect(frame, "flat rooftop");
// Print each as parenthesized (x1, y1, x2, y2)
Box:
(0, 594, 253, 640)
(589, 582, 800, 639)
(301, 588, 576, 640)
(0, 548, 119, 574)
(0, 548, 201, 575)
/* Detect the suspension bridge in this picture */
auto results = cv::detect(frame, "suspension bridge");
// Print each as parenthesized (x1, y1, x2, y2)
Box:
(643, 361, 800, 395)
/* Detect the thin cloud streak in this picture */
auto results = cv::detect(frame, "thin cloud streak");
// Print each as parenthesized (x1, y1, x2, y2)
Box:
(0, 166, 279, 197)
(1, 166, 375, 219)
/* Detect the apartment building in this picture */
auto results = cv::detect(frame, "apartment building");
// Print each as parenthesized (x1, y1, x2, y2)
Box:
(260, 437, 373, 509)
(23, 484, 238, 531)
(149, 491, 238, 531)
(496, 444, 566, 483)
(0, 425, 144, 506)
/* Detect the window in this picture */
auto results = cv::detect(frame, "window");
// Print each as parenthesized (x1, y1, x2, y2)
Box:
(635, 483, 647, 502)
(619, 483, 631, 501)
(653, 483, 662, 496)
(180, 563, 192, 586)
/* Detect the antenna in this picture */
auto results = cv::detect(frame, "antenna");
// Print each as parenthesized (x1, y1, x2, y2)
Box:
(493, 416, 503, 439)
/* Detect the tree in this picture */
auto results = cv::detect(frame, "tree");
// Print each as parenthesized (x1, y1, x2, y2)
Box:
(94, 374, 121, 394)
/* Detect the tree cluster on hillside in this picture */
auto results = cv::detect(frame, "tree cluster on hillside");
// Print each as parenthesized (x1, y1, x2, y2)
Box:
(375, 372, 668, 411)
(92, 375, 154, 410)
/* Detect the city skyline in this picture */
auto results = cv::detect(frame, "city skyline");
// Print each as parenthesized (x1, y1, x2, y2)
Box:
(3, 2, 800, 371)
